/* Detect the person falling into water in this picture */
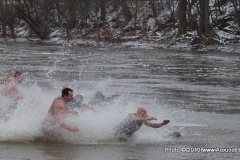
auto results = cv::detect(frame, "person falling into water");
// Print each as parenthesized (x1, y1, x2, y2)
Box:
(114, 107, 170, 141)
(67, 94, 99, 112)
(67, 90, 124, 112)
(89, 90, 124, 106)
(2, 70, 24, 114)
(38, 87, 79, 143)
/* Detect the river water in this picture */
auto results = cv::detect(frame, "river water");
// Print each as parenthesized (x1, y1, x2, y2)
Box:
(0, 42, 239, 160)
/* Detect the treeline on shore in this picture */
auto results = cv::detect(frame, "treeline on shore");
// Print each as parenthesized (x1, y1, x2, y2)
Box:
(0, 0, 239, 45)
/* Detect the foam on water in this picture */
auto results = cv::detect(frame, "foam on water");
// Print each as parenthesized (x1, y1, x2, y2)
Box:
(0, 79, 239, 148)
(0, 81, 179, 145)
(1, 79, 239, 146)
(0, 84, 54, 142)
(0, 44, 239, 149)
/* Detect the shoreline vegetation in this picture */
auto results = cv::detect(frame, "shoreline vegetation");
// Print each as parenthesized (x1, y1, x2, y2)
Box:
(0, 0, 240, 54)
(1, 37, 239, 54)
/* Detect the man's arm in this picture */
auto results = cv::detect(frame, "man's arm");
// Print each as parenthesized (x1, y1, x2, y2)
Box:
(144, 120, 170, 128)
(128, 114, 157, 122)
(0, 68, 16, 84)
(105, 90, 124, 101)
(68, 110, 79, 115)
(81, 102, 99, 112)
(60, 122, 79, 132)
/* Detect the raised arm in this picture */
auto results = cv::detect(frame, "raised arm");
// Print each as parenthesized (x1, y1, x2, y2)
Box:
(0, 68, 16, 84)
(128, 114, 157, 122)
(144, 119, 170, 128)
(105, 90, 124, 101)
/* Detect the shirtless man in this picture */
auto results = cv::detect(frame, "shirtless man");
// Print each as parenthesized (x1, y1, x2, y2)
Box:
(114, 107, 170, 140)
(2, 71, 24, 114)
(0, 68, 17, 84)
(39, 87, 79, 143)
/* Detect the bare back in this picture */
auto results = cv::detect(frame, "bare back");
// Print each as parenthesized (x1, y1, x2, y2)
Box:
(2, 80, 18, 100)
(43, 97, 68, 125)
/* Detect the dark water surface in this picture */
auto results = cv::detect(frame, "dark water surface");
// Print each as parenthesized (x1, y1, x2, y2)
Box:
(0, 42, 240, 160)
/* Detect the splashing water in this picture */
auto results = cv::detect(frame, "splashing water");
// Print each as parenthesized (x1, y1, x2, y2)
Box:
(0, 43, 239, 151)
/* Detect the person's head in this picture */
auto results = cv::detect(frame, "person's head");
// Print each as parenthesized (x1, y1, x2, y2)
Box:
(136, 108, 149, 117)
(70, 94, 83, 107)
(74, 94, 83, 102)
(14, 71, 23, 82)
(95, 91, 105, 100)
(62, 87, 74, 102)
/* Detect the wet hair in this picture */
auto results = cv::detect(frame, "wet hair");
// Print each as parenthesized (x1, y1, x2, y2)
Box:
(14, 71, 22, 78)
(62, 87, 73, 97)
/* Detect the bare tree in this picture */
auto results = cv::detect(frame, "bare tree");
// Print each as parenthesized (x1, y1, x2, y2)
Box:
(65, 0, 77, 30)
(7, 0, 16, 38)
(231, 0, 240, 27)
(15, 0, 51, 40)
(0, 0, 7, 38)
(120, 0, 132, 23)
(99, 0, 106, 22)
(204, 0, 210, 34)
(178, 0, 187, 36)
(149, 0, 157, 17)
(63, 0, 77, 41)
(187, 0, 198, 30)
(198, 0, 210, 36)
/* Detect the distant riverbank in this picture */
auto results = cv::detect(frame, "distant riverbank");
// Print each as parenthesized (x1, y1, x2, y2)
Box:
(1, 37, 240, 54)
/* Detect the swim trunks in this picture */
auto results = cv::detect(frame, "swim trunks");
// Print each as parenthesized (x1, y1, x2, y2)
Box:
(9, 105, 17, 110)
(41, 123, 61, 141)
